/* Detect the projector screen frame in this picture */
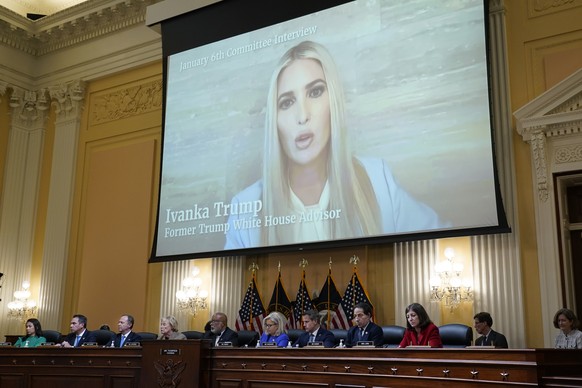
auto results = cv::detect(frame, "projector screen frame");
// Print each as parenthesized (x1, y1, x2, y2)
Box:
(149, 0, 510, 263)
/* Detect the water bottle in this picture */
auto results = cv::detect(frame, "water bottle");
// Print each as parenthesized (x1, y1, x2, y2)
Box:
(24, 340, 29, 348)
(338, 339, 344, 348)
(110, 340, 115, 348)
(287, 340, 292, 348)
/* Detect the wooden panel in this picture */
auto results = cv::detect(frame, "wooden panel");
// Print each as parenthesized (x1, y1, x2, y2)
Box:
(30, 375, 105, 388)
(249, 381, 328, 388)
(208, 347, 582, 387)
(0, 374, 25, 388)
(110, 375, 138, 388)
(216, 379, 243, 388)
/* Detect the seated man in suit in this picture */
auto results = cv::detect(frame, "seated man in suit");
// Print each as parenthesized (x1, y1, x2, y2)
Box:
(346, 302, 383, 348)
(293, 309, 335, 348)
(202, 312, 238, 347)
(113, 314, 142, 347)
(473, 311, 508, 348)
(60, 314, 97, 347)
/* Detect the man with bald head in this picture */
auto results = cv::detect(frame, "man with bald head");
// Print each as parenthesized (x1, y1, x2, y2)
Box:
(202, 312, 238, 347)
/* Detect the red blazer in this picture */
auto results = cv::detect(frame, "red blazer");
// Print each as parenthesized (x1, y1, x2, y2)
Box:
(399, 322, 443, 348)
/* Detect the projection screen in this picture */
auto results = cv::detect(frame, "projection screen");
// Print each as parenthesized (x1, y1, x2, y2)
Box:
(150, 0, 509, 262)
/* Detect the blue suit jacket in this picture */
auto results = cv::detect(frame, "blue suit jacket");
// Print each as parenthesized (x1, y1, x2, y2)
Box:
(346, 322, 383, 348)
(113, 331, 143, 347)
(293, 327, 336, 348)
(63, 330, 98, 347)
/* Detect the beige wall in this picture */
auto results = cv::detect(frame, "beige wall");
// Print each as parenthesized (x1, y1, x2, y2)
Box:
(61, 62, 164, 333)
(505, 0, 582, 347)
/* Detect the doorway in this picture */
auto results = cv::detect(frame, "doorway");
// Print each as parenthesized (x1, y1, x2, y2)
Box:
(556, 174, 582, 318)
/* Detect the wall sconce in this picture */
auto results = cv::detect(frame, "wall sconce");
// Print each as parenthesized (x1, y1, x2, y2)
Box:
(430, 248, 473, 311)
(7, 281, 37, 321)
(176, 266, 208, 316)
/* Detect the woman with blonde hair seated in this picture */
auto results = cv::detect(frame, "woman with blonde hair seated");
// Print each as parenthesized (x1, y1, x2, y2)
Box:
(158, 316, 187, 340)
(259, 311, 289, 347)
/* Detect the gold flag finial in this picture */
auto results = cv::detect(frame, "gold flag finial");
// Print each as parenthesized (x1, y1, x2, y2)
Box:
(299, 258, 308, 269)
(278, 261, 281, 272)
(329, 257, 333, 270)
(248, 262, 259, 274)
(349, 255, 360, 266)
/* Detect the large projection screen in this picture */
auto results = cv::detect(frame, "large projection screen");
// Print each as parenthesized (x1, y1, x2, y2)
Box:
(150, 0, 509, 262)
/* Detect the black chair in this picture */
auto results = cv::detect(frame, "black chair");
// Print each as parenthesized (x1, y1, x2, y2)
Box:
(182, 330, 204, 340)
(136, 332, 158, 341)
(329, 329, 348, 347)
(43, 330, 62, 344)
(92, 329, 115, 346)
(382, 325, 406, 348)
(287, 329, 304, 344)
(439, 323, 473, 348)
(237, 330, 259, 347)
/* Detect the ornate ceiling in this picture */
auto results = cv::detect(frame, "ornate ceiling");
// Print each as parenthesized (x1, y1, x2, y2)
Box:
(0, 0, 90, 18)
(0, 0, 161, 56)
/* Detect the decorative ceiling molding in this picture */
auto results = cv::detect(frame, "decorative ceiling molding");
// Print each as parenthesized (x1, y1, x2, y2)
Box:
(0, 0, 160, 56)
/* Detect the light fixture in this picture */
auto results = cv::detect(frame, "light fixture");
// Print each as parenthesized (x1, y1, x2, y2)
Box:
(7, 281, 37, 321)
(430, 248, 473, 311)
(176, 266, 208, 316)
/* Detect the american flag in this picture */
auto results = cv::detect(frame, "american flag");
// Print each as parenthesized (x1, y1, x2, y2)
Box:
(291, 271, 316, 329)
(267, 272, 292, 329)
(315, 270, 344, 329)
(235, 277, 266, 334)
(335, 272, 373, 330)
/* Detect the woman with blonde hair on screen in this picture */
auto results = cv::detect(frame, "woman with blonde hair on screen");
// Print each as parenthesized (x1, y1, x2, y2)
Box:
(225, 41, 443, 249)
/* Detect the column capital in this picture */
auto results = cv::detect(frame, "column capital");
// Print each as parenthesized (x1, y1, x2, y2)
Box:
(8, 86, 50, 127)
(49, 80, 86, 121)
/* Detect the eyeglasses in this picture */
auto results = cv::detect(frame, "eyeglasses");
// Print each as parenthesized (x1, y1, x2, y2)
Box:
(265, 323, 278, 328)
(211, 320, 225, 324)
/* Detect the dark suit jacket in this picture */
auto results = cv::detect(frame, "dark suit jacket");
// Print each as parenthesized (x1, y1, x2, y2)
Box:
(475, 329, 508, 348)
(63, 330, 97, 347)
(202, 327, 239, 347)
(346, 321, 383, 348)
(294, 327, 336, 348)
(113, 331, 143, 347)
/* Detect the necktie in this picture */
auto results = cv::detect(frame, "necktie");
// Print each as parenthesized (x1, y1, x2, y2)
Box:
(120, 334, 126, 347)
(74, 335, 81, 347)
(215, 334, 221, 346)
(360, 329, 365, 340)
(482, 336, 487, 346)
(309, 334, 315, 343)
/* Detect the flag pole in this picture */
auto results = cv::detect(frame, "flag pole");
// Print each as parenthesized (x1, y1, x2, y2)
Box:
(349, 255, 359, 318)
(327, 257, 332, 329)
(276, 261, 281, 312)
(299, 258, 308, 321)
(249, 262, 259, 331)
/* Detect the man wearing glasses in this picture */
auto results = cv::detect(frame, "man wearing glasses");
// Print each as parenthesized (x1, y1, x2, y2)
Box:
(203, 312, 239, 347)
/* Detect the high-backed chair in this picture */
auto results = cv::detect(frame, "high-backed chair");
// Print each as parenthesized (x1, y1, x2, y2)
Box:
(329, 329, 348, 347)
(439, 323, 473, 348)
(287, 329, 304, 344)
(182, 330, 204, 340)
(237, 330, 259, 347)
(136, 332, 158, 341)
(382, 325, 406, 348)
(92, 329, 115, 346)
(42, 330, 62, 344)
